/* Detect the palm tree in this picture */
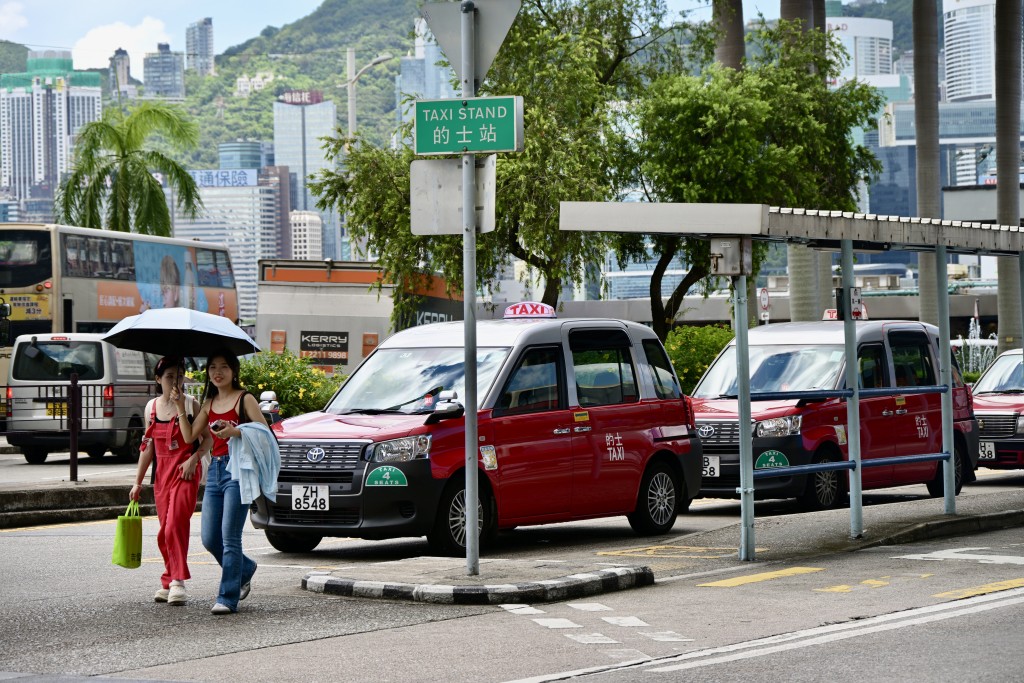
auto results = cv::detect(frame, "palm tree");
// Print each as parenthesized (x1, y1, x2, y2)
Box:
(714, 0, 745, 69)
(56, 101, 202, 236)
(995, 0, 1023, 354)
(913, 0, 940, 327)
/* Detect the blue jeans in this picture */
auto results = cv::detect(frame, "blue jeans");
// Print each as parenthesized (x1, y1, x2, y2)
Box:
(201, 456, 257, 611)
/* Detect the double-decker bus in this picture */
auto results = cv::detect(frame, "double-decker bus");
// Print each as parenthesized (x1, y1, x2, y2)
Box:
(0, 223, 238, 380)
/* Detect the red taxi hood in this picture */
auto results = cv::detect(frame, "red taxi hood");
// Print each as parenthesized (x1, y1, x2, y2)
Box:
(272, 411, 429, 441)
(971, 393, 1024, 412)
(691, 398, 809, 421)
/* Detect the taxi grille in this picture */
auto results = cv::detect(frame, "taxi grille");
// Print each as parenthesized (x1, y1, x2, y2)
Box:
(272, 506, 360, 526)
(977, 414, 1018, 439)
(278, 440, 366, 484)
(696, 421, 740, 453)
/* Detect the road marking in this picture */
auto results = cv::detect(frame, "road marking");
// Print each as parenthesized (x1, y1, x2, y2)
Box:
(567, 602, 612, 612)
(598, 545, 765, 559)
(697, 566, 824, 587)
(602, 616, 649, 627)
(814, 575, 922, 593)
(565, 633, 619, 644)
(639, 631, 694, 642)
(532, 618, 582, 629)
(502, 604, 545, 615)
(896, 547, 1024, 565)
(933, 577, 1024, 599)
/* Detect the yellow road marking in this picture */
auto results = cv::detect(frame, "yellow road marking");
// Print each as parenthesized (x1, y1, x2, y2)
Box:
(698, 566, 823, 587)
(814, 574, 932, 593)
(933, 577, 1024, 600)
(597, 545, 766, 559)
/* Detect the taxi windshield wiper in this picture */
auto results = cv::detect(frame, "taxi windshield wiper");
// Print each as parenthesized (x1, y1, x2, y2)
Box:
(975, 389, 1024, 395)
(337, 408, 405, 415)
(717, 393, 737, 399)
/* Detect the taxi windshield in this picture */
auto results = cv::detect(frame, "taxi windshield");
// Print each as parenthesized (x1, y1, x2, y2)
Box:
(693, 344, 846, 398)
(973, 353, 1024, 394)
(326, 346, 510, 414)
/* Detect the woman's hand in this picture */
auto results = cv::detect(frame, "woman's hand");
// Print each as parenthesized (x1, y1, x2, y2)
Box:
(169, 385, 187, 413)
(129, 484, 142, 501)
(210, 421, 240, 440)
(179, 454, 199, 481)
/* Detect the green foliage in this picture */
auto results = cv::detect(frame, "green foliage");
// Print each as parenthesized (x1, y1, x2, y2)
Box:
(56, 101, 202, 236)
(663, 324, 734, 394)
(0, 40, 27, 74)
(190, 351, 344, 417)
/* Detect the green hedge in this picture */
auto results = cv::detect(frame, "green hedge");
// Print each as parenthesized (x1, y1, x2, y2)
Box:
(664, 324, 735, 395)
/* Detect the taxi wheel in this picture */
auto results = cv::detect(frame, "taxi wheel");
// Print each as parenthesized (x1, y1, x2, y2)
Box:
(86, 446, 107, 459)
(264, 530, 322, 553)
(627, 461, 680, 535)
(798, 453, 843, 511)
(926, 444, 964, 497)
(22, 448, 48, 465)
(427, 480, 496, 557)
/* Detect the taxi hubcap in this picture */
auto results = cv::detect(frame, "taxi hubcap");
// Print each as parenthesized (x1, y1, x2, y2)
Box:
(448, 490, 484, 546)
(647, 472, 676, 525)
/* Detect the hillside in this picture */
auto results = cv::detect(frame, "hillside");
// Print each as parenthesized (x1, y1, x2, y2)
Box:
(179, 0, 419, 168)
(0, 41, 27, 74)
(844, 0, 927, 57)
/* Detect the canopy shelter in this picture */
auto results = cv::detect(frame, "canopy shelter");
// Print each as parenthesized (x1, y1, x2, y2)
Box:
(561, 202, 1024, 560)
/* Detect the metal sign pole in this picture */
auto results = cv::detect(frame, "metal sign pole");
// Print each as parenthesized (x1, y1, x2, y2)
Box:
(733, 275, 755, 560)
(935, 245, 955, 513)
(841, 240, 863, 537)
(461, 0, 480, 576)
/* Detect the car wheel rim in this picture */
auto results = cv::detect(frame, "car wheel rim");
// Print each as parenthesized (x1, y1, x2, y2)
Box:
(816, 469, 838, 506)
(448, 490, 484, 547)
(647, 472, 676, 526)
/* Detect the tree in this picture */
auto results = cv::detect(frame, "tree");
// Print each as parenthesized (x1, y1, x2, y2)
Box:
(311, 0, 697, 322)
(56, 102, 202, 236)
(627, 21, 883, 339)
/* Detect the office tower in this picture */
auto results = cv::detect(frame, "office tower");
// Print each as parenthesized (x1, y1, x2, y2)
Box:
(825, 16, 893, 80)
(0, 50, 102, 202)
(273, 91, 340, 258)
(290, 211, 323, 260)
(143, 43, 185, 99)
(108, 47, 135, 98)
(943, 0, 998, 102)
(186, 18, 215, 77)
(397, 18, 458, 126)
(219, 140, 274, 169)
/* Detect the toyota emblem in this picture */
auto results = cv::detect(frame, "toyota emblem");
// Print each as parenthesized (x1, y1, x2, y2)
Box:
(697, 424, 716, 439)
(306, 447, 326, 463)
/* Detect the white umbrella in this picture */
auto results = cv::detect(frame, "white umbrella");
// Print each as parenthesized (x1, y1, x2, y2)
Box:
(102, 308, 260, 357)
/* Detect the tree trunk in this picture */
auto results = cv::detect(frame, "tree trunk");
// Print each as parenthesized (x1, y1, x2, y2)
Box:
(713, 0, 745, 69)
(913, 0, 940, 326)
(782, 0, 820, 322)
(996, 0, 1023, 353)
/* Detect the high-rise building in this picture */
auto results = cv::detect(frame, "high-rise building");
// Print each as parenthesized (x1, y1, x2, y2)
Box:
(290, 211, 323, 260)
(172, 168, 286, 320)
(219, 140, 274, 170)
(186, 17, 215, 77)
(397, 18, 458, 127)
(143, 43, 185, 99)
(273, 91, 340, 258)
(108, 47, 135, 98)
(943, 0, 998, 102)
(825, 16, 893, 80)
(0, 50, 102, 202)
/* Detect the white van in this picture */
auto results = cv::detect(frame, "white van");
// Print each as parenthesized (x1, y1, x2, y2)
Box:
(5, 334, 157, 464)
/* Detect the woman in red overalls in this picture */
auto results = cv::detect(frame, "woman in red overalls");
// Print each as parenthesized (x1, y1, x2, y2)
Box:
(129, 357, 209, 606)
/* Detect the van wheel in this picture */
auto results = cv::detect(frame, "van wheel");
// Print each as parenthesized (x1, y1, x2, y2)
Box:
(798, 452, 843, 510)
(926, 443, 964, 497)
(427, 479, 496, 557)
(265, 530, 322, 553)
(23, 448, 48, 465)
(628, 461, 680, 535)
(116, 416, 144, 462)
(86, 446, 106, 459)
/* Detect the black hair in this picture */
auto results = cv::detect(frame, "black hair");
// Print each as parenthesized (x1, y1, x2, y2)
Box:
(154, 356, 184, 396)
(203, 348, 243, 401)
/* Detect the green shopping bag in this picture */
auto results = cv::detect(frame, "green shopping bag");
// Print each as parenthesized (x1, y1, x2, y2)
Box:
(112, 500, 142, 569)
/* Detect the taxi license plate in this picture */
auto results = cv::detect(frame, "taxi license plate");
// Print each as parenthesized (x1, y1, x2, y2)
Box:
(702, 455, 720, 478)
(46, 402, 67, 417)
(979, 441, 996, 460)
(291, 485, 329, 511)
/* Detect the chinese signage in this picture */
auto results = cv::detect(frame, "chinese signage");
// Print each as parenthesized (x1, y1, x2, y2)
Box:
(6, 294, 49, 320)
(299, 331, 348, 365)
(279, 90, 324, 105)
(188, 169, 258, 188)
(414, 96, 524, 155)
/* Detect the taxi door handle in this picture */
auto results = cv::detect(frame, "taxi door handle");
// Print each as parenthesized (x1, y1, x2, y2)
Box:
(574, 426, 592, 433)
(882, 409, 894, 416)
(895, 408, 908, 415)
(553, 428, 570, 435)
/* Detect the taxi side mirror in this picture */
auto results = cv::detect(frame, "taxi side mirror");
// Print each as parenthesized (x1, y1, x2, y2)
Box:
(425, 390, 464, 425)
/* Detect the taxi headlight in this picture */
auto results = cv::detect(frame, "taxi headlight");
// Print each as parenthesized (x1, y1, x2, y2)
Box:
(1016, 416, 1024, 434)
(756, 415, 803, 438)
(366, 435, 432, 463)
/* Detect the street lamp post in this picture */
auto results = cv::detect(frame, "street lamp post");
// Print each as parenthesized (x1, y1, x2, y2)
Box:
(346, 48, 393, 140)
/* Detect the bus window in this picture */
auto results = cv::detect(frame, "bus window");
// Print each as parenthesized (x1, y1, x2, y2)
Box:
(0, 230, 52, 287)
(196, 248, 235, 287)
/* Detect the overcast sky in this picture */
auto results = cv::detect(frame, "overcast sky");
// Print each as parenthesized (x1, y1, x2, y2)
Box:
(0, 0, 784, 76)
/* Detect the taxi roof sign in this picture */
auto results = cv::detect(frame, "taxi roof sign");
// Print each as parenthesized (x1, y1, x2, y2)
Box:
(504, 301, 556, 319)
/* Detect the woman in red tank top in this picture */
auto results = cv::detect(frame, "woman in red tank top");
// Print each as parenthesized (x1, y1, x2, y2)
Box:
(129, 356, 210, 606)
(192, 349, 268, 615)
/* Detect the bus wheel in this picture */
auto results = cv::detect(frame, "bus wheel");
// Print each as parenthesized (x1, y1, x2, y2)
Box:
(23, 448, 47, 465)
(117, 417, 144, 462)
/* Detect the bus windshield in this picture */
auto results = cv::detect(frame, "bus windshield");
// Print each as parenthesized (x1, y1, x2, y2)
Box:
(0, 230, 52, 288)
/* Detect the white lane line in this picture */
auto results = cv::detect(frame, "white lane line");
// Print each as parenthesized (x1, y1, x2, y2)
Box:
(502, 604, 546, 615)
(895, 547, 1024, 565)
(639, 631, 694, 642)
(565, 633, 619, 645)
(567, 602, 613, 612)
(602, 616, 649, 627)
(532, 618, 582, 629)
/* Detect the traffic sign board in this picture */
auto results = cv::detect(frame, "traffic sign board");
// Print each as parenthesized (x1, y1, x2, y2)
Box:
(414, 96, 524, 155)
(759, 287, 770, 311)
(410, 155, 496, 234)
(421, 0, 522, 86)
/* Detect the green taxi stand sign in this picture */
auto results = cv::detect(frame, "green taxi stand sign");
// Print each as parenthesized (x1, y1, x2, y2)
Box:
(755, 450, 790, 469)
(414, 96, 524, 155)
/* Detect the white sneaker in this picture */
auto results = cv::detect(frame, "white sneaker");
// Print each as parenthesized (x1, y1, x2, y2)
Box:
(154, 587, 169, 603)
(168, 585, 187, 606)
(211, 602, 233, 615)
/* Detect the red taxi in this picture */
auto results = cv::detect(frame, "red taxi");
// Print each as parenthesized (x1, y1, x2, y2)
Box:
(690, 320, 979, 509)
(254, 303, 703, 554)
(971, 349, 1024, 470)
